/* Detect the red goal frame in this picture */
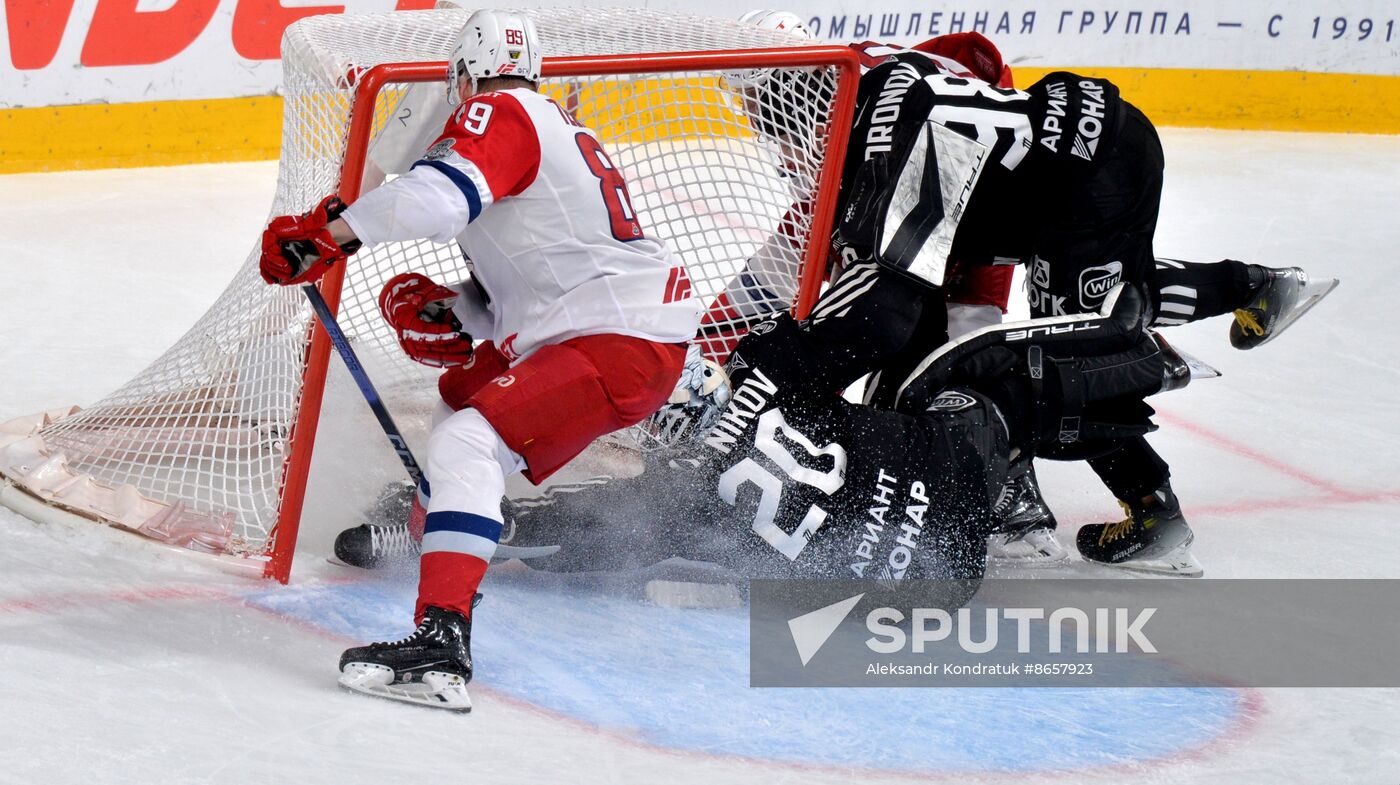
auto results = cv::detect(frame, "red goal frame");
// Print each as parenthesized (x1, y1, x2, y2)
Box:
(264, 46, 861, 582)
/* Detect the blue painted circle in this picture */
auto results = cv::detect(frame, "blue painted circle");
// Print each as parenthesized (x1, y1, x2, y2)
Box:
(252, 577, 1244, 774)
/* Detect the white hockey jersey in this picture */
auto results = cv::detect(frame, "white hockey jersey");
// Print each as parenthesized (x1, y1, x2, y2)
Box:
(343, 87, 701, 363)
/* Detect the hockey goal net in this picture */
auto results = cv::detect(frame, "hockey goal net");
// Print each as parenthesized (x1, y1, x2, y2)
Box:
(0, 7, 858, 581)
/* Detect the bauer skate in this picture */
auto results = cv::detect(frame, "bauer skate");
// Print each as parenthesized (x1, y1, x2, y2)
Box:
(338, 603, 478, 712)
(1230, 266, 1338, 350)
(1076, 484, 1203, 577)
(986, 468, 1068, 565)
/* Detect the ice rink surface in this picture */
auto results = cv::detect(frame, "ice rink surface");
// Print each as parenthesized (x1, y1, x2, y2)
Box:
(2, 128, 1399, 783)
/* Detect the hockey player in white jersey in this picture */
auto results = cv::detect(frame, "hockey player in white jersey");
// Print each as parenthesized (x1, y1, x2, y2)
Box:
(259, 10, 701, 711)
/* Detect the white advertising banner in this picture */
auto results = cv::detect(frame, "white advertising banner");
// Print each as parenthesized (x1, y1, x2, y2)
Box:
(804, 0, 1400, 73)
(2, 0, 1397, 109)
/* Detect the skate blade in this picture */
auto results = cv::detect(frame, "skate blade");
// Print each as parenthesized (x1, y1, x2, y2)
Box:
(1177, 347, 1222, 380)
(492, 543, 561, 561)
(1089, 542, 1204, 578)
(338, 663, 472, 712)
(986, 530, 1070, 565)
(1252, 275, 1339, 348)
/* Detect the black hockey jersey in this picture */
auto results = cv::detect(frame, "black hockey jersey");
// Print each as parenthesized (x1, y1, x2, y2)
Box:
(833, 52, 1128, 270)
(693, 314, 1008, 581)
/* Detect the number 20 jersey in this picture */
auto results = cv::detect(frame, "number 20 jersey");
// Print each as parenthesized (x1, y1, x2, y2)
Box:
(343, 87, 701, 362)
(696, 315, 1007, 582)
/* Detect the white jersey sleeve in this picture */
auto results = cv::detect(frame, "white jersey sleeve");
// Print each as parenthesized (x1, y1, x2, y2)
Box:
(341, 165, 474, 245)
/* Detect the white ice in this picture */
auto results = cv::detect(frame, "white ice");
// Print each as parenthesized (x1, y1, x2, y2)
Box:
(2, 129, 1400, 784)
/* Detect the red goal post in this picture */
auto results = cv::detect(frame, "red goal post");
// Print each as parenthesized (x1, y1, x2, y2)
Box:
(266, 47, 861, 582)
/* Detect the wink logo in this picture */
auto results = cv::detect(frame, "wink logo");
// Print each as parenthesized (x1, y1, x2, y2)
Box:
(1079, 261, 1122, 309)
(787, 593, 864, 666)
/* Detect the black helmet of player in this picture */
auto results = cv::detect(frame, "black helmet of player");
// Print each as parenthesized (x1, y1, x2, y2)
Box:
(447, 9, 542, 105)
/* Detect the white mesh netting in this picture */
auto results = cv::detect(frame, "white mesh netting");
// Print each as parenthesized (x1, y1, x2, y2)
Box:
(0, 7, 849, 566)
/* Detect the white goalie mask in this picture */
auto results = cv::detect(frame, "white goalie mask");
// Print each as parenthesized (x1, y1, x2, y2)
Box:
(727, 8, 828, 195)
(727, 10, 815, 91)
(737, 10, 814, 42)
(447, 10, 542, 105)
(638, 344, 732, 450)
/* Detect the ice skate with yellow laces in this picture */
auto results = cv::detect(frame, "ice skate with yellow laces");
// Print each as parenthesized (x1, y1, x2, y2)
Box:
(1076, 483, 1203, 577)
(1230, 266, 1338, 350)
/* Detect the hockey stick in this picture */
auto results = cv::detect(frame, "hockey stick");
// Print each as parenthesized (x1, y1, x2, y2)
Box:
(304, 285, 567, 563)
(302, 284, 425, 488)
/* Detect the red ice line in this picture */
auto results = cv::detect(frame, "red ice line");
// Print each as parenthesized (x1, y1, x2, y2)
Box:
(0, 554, 1269, 778)
(0, 575, 362, 616)
(0, 583, 239, 614)
(0, 395, 1378, 776)
(1153, 409, 1400, 513)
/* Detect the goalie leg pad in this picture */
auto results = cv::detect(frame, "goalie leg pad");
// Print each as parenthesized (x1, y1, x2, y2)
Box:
(896, 286, 1185, 455)
(836, 122, 991, 287)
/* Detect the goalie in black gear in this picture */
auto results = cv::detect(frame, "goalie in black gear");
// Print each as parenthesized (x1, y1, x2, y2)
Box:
(337, 274, 1184, 600)
(825, 50, 1336, 575)
(338, 40, 1337, 580)
(503, 283, 1187, 590)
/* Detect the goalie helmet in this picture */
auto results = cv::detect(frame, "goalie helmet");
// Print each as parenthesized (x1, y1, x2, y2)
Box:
(728, 10, 815, 91)
(729, 9, 831, 169)
(447, 9, 542, 105)
(737, 10, 814, 40)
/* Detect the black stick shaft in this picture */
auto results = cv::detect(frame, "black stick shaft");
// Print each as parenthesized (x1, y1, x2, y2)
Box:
(302, 284, 425, 487)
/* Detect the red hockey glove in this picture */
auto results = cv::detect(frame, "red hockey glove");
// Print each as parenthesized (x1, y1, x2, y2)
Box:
(260, 195, 362, 286)
(378, 272, 475, 368)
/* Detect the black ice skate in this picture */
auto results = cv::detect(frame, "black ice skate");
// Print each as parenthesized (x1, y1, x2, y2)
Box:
(1076, 485, 1203, 577)
(332, 482, 420, 569)
(338, 603, 478, 712)
(1230, 266, 1338, 350)
(334, 490, 559, 569)
(333, 520, 420, 569)
(986, 467, 1068, 565)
